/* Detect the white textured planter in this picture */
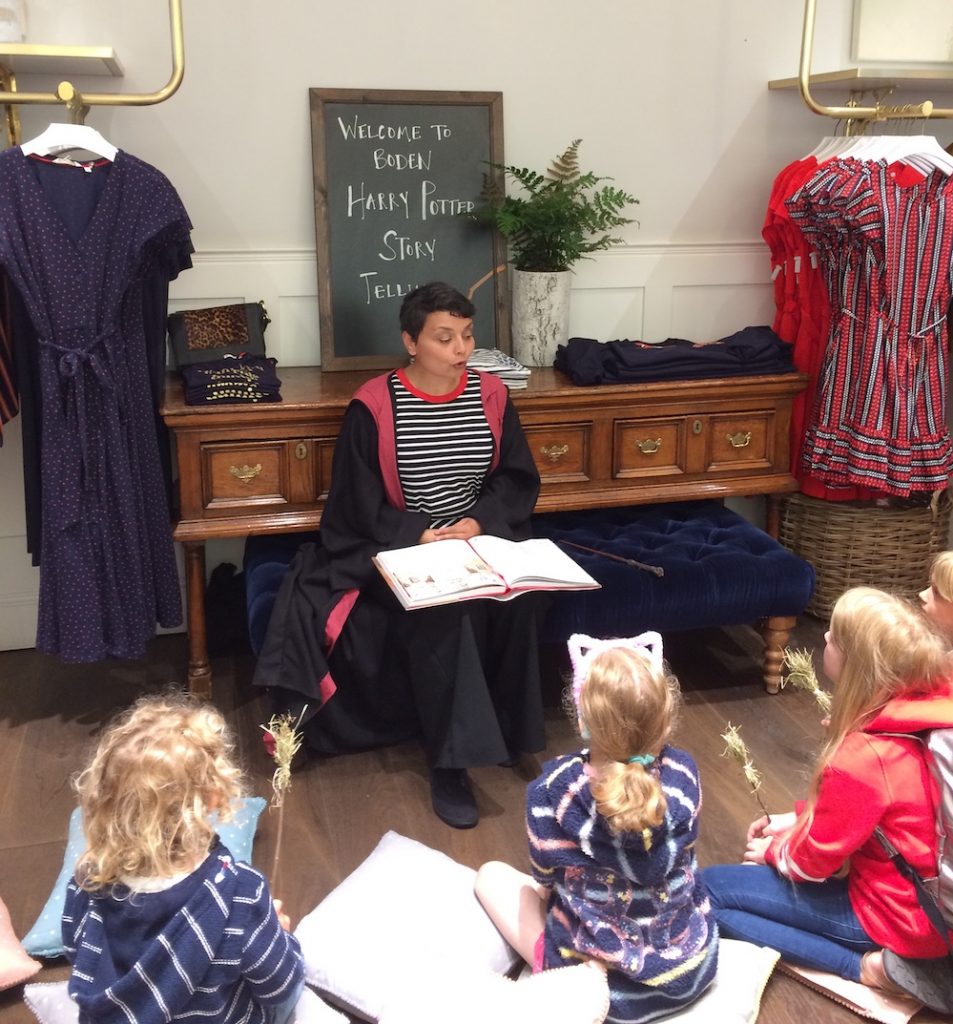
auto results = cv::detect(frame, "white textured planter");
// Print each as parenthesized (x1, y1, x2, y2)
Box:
(0, 0, 25, 41)
(511, 269, 571, 367)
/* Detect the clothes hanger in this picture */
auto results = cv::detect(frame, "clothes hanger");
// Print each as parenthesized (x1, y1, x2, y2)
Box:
(805, 135, 839, 159)
(20, 122, 117, 162)
(896, 134, 953, 175)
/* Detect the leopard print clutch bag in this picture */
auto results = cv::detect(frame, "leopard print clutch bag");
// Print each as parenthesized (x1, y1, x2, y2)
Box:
(167, 301, 270, 368)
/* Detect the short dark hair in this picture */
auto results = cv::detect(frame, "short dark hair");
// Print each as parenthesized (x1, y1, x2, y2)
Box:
(399, 282, 475, 340)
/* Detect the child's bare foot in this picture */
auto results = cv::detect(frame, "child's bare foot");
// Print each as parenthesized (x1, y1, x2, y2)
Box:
(859, 951, 907, 995)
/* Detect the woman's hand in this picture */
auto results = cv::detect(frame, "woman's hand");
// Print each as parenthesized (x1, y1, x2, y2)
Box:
(273, 898, 292, 932)
(432, 518, 483, 541)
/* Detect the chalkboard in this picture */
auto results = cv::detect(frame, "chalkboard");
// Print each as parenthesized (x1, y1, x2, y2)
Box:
(310, 88, 508, 370)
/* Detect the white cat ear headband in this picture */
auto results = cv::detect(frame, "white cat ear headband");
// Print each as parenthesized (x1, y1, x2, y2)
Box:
(567, 631, 665, 713)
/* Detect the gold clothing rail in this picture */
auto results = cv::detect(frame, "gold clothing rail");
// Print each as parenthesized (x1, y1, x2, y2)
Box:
(0, 0, 183, 128)
(798, 0, 953, 123)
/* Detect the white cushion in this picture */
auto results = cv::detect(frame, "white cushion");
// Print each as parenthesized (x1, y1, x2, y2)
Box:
(23, 981, 345, 1024)
(380, 961, 609, 1024)
(780, 961, 923, 1024)
(22, 981, 77, 1024)
(294, 986, 350, 1024)
(379, 939, 777, 1024)
(672, 939, 779, 1024)
(294, 831, 519, 1021)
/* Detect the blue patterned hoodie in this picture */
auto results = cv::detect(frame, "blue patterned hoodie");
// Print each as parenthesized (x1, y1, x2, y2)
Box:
(526, 746, 717, 1023)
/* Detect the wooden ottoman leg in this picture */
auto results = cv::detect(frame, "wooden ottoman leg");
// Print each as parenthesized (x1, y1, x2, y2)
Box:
(761, 615, 797, 694)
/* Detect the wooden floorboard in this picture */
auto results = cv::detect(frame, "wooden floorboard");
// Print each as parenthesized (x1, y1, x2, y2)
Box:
(0, 620, 945, 1024)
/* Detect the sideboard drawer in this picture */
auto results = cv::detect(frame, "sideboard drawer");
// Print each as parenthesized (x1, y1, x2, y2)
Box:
(525, 423, 591, 482)
(705, 411, 773, 473)
(201, 439, 318, 513)
(615, 417, 686, 478)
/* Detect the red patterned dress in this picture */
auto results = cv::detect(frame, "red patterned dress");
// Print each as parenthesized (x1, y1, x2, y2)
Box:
(787, 158, 953, 496)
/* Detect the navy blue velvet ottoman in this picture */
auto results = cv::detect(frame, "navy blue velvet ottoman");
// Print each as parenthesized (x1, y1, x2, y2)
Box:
(244, 530, 321, 658)
(243, 500, 815, 694)
(531, 500, 815, 692)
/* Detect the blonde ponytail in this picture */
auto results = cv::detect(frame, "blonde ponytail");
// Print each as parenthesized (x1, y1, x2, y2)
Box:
(578, 646, 680, 835)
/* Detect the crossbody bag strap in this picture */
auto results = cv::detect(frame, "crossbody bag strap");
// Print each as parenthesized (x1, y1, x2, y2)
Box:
(874, 825, 953, 957)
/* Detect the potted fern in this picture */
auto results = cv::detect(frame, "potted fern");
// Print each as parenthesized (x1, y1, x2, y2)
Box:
(475, 139, 638, 366)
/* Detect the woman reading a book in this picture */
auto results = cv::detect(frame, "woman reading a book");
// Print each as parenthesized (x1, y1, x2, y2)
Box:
(254, 282, 546, 829)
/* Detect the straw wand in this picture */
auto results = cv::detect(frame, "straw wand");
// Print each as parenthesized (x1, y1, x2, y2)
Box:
(260, 706, 307, 892)
(720, 722, 770, 819)
(781, 647, 832, 716)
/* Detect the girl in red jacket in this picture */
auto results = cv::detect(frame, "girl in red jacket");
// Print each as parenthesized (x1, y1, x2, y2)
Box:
(920, 550, 953, 644)
(702, 586, 953, 996)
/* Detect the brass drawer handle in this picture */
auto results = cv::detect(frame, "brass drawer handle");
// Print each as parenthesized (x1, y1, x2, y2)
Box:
(636, 437, 662, 454)
(540, 443, 569, 463)
(727, 431, 752, 449)
(230, 463, 263, 483)
(294, 441, 309, 460)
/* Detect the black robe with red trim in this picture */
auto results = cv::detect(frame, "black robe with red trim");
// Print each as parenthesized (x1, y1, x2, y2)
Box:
(252, 369, 547, 765)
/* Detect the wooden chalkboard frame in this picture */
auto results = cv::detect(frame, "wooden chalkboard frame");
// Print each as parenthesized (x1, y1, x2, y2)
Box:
(310, 88, 508, 371)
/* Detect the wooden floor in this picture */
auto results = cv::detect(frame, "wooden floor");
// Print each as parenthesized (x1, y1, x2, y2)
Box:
(0, 617, 945, 1024)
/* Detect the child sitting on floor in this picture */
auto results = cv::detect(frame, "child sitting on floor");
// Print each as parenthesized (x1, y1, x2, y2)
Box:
(62, 694, 304, 1024)
(475, 632, 718, 1024)
(920, 550, 953, 644)
(703, 586, 953, 1007)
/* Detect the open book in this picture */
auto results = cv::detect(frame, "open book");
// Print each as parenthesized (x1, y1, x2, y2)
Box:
(372, 535, 601, 610)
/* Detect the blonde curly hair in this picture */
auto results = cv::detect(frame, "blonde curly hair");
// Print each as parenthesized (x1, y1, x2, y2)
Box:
(73, 694, 245, 890)
(578, 647, 681, 835)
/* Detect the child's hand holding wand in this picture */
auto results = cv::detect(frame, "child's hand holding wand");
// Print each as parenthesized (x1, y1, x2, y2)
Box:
(743, 812, 796, 864)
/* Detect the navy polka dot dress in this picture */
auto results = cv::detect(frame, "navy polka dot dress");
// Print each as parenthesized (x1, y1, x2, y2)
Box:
(0, 148, 193, 661)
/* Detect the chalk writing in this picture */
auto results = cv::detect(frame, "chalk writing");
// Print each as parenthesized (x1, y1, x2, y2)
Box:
(313, 90, 503, 362)
(378, 230, 437, 262)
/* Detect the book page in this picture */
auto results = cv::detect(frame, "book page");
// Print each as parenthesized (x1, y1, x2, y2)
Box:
(469, 535, 598, 589)
(374, 538, 506, 606)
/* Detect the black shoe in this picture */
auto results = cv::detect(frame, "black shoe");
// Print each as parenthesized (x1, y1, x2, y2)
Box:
(430, 768, 479, 829)
(498, 750, 519, 768)
(882, 950, 953, 1015)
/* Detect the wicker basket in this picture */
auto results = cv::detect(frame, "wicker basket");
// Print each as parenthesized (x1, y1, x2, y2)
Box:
(778, 492, 951, 619)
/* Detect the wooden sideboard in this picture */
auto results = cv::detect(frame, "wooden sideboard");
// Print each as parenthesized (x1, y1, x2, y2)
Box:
(161, 366, 807, 696)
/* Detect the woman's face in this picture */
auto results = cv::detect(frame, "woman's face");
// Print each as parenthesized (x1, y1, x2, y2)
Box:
(920, 580, 953, 643)
(402, 311, 474, 391)
(823, 629, 845, 685)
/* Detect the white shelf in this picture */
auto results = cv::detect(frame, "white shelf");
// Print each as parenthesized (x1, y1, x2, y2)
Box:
(769, 66, 953, 93)
(0, 44, 123, 78)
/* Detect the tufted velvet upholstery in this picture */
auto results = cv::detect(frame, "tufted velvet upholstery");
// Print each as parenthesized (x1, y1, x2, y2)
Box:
(244, 501, 815, 692)
(530, 501, 815, 644)
(245, 530, 320, 657)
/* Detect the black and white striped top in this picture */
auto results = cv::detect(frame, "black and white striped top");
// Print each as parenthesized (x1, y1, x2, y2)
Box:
(392, 369, 494, 528)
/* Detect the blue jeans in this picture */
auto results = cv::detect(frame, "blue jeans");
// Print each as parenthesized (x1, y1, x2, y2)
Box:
(701, 864, 878, 981)
(264, 974, 306, 1024)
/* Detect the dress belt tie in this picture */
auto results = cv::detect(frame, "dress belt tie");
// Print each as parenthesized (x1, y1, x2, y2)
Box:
(39, 329, 115, 388)
(38, 328, 117, 528)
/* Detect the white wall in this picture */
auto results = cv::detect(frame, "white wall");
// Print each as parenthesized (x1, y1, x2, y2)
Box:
(0, 0, 881, 649)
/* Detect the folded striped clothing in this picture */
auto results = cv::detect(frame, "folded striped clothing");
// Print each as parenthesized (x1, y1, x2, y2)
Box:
(467, 348, 531, 389)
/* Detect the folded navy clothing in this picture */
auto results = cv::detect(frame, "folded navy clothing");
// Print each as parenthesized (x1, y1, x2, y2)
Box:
(554, 326, 796, 385)
(180, 355, 282, 405)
